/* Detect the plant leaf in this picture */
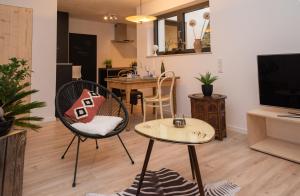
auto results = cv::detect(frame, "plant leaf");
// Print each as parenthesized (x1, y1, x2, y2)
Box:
(2, 89, 39, 108)
(14, 121, 41, 131)
(195, 72, 218, 85)
(5, 101, 46, 117)
(15, 116, 44, 122)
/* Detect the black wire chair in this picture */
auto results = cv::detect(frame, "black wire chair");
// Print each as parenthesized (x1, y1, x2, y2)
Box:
(55, 80, 134, 187)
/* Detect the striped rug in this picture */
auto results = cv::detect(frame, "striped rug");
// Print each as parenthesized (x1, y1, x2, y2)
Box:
(86, 168, 240, 196)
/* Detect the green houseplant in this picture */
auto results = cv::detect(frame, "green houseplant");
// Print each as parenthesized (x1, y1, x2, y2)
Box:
(195, 72, 218, 96)
(130, 61, 137, 69)
(103, 59, 112, 68)
(131, 61, 138, 74)
(0, 58, 46, 136)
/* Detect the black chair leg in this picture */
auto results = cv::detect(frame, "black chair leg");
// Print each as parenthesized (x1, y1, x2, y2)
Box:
(72, 136, 81, 187)
(117, 135, 134, 164)
(131, 104, 134, 114)
(118, 96, 123, 116)
(140, 96, 144, 114)
(61, 135, 76, 159)
(95, 139, 99, 149)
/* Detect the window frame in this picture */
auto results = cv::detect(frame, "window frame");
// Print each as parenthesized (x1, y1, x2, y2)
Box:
(153, 1, 210, 55)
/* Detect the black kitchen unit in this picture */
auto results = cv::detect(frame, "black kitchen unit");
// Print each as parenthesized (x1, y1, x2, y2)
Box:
(56, 11, 72, 116)
(56, 11, 72, 94)
(57, 11, 69, 63)
(69, 33, 97, 83)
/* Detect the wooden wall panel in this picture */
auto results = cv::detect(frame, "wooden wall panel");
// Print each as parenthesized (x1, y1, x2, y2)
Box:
(0, 6, 31, 195)
(0, 4, 32, 64)
(0, 4, 33, 102)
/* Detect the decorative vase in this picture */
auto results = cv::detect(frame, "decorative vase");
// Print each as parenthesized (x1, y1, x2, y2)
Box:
(0, 117, 14, 137)
(202, 85, 213, 96)
(153, 45, 159, 56)
(194, 39, 202, 53)
(161, 61, 166, 77)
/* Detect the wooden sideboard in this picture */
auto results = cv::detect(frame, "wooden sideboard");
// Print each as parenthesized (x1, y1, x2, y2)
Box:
(0, 130, 27, 196)
(189, 94, 227, 140)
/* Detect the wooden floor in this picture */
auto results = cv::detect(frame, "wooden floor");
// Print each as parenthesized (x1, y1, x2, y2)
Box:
(23, 112, 300, 196)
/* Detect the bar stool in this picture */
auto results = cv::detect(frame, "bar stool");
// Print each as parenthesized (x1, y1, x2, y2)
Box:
(117, 69, 144, 114)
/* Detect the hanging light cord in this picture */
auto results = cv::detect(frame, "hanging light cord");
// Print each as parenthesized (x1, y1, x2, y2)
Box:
(139, 0, 142, 15)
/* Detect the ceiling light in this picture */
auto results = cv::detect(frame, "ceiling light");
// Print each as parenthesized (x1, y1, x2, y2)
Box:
(103, 14, 118, 22)
(126, 0, 157, 23)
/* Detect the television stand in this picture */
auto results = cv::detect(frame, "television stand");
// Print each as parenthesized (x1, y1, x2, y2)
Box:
(277, 115, 300, 118)
(277, 112, 300, 118)
(247, 108, 300, 163)
(288, 111, 300, 116)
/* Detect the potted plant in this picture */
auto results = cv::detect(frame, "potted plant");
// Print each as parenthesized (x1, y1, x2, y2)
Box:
(195, 72, 218, 96)
(0, 107, 14, 136)
(131, 61, 138, 74)
(0, 58, 45, 136)
(103, 59, 112, 68)
(130, 61, 137, 68)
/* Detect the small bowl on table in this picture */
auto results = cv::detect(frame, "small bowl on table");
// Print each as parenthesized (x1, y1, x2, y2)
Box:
(173, 116, 186, 128)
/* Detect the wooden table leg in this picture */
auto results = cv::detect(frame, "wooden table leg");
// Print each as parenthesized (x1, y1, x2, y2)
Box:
(136, 139, 154, 195)
(188, 145, 205, 196)
(126, 87, 131, 103)
(188, 147, 195, 180)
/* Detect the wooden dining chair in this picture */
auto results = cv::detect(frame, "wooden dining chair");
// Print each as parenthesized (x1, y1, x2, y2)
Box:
(143, 71, 175, 122)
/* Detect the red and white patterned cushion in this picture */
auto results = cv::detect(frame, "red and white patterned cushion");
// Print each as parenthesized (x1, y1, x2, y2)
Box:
(64, 89, 106, 123)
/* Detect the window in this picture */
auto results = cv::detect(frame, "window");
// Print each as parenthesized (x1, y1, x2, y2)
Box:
(154, 2, 210, 55)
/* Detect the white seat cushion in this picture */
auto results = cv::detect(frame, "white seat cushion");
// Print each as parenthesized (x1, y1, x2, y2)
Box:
(71, 116, 123, 136)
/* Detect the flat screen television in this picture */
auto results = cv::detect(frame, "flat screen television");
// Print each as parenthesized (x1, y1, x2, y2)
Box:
(258, 53, 300, 109)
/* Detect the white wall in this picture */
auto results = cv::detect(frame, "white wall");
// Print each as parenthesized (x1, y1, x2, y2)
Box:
(69, 18, 137, 68)
(0, 0, 57, 122)
(138, 0, 300, 132)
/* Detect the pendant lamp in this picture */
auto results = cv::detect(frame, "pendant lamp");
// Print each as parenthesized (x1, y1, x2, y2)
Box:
(126, 0, 156, 23)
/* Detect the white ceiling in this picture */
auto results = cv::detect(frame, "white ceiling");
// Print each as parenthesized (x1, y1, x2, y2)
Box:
(58, 0, 153, 23)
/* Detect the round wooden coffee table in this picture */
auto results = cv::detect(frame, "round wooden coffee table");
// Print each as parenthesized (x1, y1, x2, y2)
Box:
(135, 118, 215, 196)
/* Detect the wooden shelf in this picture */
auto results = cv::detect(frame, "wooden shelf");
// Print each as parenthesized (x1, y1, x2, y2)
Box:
(250, 137, 300, 163)
(146, 52, 212, 58)
(248, 108, 300, 124)
(247, 108, 300, 164)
